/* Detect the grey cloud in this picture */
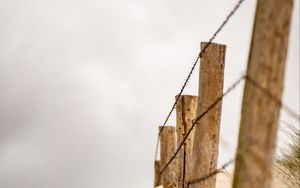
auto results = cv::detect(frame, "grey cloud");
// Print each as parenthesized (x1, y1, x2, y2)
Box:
(0, 0, 299, 187)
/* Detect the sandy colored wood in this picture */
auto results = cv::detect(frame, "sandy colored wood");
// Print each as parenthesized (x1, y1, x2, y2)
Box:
(176, 95, 198, 188)
(232, 1, 293, 188)
(154, 160, 161, 187)
(159, 126, 178, 188)
(155, 170, 289, 188)
(190, 42, 226, 188)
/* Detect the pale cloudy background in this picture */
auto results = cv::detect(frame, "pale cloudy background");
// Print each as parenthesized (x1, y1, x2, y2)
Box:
(0, 0, 299, 187)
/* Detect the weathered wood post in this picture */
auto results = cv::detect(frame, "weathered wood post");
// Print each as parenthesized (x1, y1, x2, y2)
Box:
(233, 0, 293, 188)
(154, 160, 161, 187)
(159, 126, 178, 188)
(176, 95, 198, 188)
(190, 42, 226, 188)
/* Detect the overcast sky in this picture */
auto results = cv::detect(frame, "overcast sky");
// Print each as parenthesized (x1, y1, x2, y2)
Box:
(0, 0, 299, 187)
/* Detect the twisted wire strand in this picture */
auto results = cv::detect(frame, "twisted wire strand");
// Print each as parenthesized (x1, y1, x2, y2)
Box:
(186, 159, 234, 188)
(155, 0, 246, 160)
(245, 75, 300, 121)
(159, 75, 245, 175)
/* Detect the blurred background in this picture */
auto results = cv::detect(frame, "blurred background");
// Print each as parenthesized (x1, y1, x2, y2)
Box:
(0, 0, 298, 187)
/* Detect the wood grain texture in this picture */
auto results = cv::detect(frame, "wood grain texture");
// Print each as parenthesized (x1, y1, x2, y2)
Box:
(159, 126, 178, 188)
(190, 42, 226, 188)
(176, 95, 198, 188)
(233, 0, 293, 188)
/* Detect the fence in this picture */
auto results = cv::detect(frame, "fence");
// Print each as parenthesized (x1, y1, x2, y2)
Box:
(153, 0, 299, 188)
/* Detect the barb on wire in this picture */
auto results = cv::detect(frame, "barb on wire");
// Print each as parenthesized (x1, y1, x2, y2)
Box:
(186, 159, 234, 188)
(245, 75, 300, 121)
(159, 75, 245, 175)
(155, 0, 246, 160)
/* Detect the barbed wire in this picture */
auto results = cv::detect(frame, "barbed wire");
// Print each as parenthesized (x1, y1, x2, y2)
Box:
(245, 75, 300, 121)
(184, 126, 296, 188)
(183, 120, 299, 187)
(183, 118, 300, 187)
(153, 0, 299, 185)
(159, 75, 245, 175)
(186, 159, 234, 188)
(154, 0, 246, 161)
(183, 121, 297, 188)
(159, 73, 300, 176)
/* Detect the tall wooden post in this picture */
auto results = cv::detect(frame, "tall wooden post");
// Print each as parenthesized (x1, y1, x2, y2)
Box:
(176, 95, 198, 188)
(159, 126, 178, 188)
(233, 0, 293, 188)
(190, 42, 226, 188)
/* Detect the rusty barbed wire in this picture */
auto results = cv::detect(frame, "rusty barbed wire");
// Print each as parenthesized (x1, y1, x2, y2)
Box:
(186, 159, 234, 188)
(153, 0, 299, 185)
(245, 75, 300, 121)
(183, 96, 298, 188)
(159, 75, 245, 175)
(155, 0, 246, 161)
(158, 73, 300, 183)
(183, 118, 299, 187)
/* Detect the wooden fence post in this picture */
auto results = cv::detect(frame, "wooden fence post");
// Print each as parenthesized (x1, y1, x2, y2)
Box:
(190, 42, 226, 188)
(159, 126, 178, 188)
(154, 160, 161, 187)
(176, 95, 198, 188)
(233, 0, 293, 188)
